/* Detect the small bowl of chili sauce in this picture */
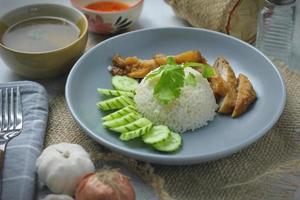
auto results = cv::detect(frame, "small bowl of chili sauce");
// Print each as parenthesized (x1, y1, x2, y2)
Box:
(71, 0, 143, 34)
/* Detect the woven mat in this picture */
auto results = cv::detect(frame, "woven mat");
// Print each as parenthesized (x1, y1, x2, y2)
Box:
(45, 63, 300, 200)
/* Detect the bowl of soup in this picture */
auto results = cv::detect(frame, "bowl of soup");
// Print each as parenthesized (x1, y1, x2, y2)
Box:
(71, 0, 143, 34)
(0, 4, 88, 79)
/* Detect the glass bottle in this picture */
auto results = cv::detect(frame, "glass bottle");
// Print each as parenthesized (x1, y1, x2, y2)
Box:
(256, 0, 296, 65)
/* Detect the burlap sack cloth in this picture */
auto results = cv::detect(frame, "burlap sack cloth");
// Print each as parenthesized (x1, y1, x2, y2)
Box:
(43, 33, 300, 200)
(45, 62, 300, 200)
(44, 2, 300, 197)
(166, 0, 265, 43)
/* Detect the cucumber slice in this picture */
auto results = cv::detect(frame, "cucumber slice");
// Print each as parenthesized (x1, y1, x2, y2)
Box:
(112, 76, 139, 92)
(142, 125, 170, 144)
(102, 105, 137, 121)
(120, 123, 153, 141)
(153, 132, 182, 152)
(102, 112, 141, 128)
(97, 95, 134, 111)
(97, 88, 135, 98)
(110, 118, 152, 133)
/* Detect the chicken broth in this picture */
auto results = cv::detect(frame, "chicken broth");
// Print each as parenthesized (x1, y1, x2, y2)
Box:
(1, 17, 80, 52)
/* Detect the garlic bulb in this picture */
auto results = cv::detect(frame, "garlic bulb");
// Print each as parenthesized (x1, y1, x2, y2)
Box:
(42, 194, 74, 200)
(36, 143, 95, 195)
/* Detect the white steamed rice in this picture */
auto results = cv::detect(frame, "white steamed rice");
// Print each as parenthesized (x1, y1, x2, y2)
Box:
(134, 67, 218, 133)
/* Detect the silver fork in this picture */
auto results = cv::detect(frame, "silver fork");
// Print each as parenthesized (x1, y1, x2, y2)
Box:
(0, 87, 22, 192)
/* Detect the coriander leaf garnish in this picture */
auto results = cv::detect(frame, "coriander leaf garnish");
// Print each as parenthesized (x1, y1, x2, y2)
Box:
(166, 56, 176, 65)
(185, 73, 197, 87)
(147, 56, 214, 104)
(183, 62, 209, 68)
(146, 56, 176, 80)
(153, 65, 184, 104)
(202, 66, 215, 78)
(183, 62, 216, 78)
(146, 66, 165, 80)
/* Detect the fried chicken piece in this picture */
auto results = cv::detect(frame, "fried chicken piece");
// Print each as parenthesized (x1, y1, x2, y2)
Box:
(209, 58, 256, 117)
(111, 55, 130, 76)
(208, 57, 238, 99)
(124, 56, 140, 65)
(111, 50, 207, 78)
(112, 55, 158, 78)
(213, 57, 238, 114)
(124, 56, 140, 72)
(111, 66, 127, 76)
(140, 59, 157, 69)
(174, 50, 207, 64)
(128, 50, 207, 78)
(127, 68, 151, 78)
(232, 74, 257, 118)
(127, 59, 157, 78)
(208, 72, 228, 98)
(218, 88, 237, 114)
(112, 55, 141, 71)
(153, 54, 168, 66)
(214, 57, 237, 88)
(112, 54, 126, 68)
(154, 50, 207, 66)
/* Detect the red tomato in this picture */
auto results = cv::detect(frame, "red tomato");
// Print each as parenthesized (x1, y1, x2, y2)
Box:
(75, 169, 136, 200)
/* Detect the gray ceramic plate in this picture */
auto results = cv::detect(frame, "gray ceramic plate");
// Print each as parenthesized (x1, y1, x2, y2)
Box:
(66, 27, 286, 165)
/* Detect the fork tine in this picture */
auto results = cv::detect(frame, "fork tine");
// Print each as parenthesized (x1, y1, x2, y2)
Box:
(15, 87, 22, 130)
(0, 89, 2, 132)
(3, 88, 8, 132)
(9, 88, 14, 130)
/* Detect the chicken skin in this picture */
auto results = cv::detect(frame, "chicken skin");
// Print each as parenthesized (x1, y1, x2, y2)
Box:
(212, 57, 238, 114)
(208, 74, 228, 98)
(112, 55, 158, 78)
(232, 74, 257, 117)
(218, 88, 238, 114)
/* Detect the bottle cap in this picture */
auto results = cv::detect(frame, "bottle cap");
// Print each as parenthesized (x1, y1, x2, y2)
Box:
(268, 0, 296, 5)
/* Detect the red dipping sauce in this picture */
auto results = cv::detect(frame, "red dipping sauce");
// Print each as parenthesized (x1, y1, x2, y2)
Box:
(85, 1, 130, 12)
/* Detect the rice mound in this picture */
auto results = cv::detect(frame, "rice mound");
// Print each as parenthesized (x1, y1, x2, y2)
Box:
(134, 67, 218, 133)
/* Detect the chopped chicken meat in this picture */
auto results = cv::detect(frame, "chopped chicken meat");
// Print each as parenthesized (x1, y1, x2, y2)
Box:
(218, 88, 237, 114)
(214, 57, 237, 88)
(174, 50, 207, 64)
(111, 50, 207, 78)
(153, 54, 168, 66)
(110, 52, 257, 118)
(208, 73, 228, 98)
(212, 57, 238, 114)
(232, 74, 257, 117)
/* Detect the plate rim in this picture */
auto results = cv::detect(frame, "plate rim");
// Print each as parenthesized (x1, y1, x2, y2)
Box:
(65, 27, 286, 165)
